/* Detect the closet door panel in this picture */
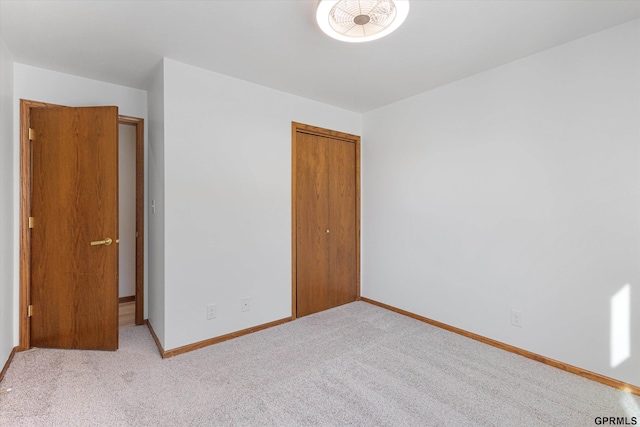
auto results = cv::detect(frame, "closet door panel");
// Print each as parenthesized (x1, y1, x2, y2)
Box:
(328, 138, 358, 306)
(296, 133, 330, 317)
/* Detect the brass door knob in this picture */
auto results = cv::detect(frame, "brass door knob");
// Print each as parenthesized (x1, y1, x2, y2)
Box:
(90, 237, 113, 246)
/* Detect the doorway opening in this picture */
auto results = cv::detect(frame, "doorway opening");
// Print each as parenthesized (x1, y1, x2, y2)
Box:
(18, 99, 145, 350)
(118, 115, 145, 327)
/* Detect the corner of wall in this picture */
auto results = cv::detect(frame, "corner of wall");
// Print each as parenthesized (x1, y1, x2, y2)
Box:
(146, 59, 166, 346)
(0, 35, 16, 376)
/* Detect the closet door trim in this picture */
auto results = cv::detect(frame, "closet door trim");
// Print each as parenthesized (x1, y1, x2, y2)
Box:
(291, 122, 361, 319)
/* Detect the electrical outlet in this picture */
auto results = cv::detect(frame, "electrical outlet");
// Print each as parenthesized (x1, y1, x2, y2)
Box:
(207, 304, 217, 320)
(241, 297, 250, 312)
(511, 309, 523, 328)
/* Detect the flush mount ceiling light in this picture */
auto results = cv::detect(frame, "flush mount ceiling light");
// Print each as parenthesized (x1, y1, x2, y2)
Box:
(316, 0, 410, 43)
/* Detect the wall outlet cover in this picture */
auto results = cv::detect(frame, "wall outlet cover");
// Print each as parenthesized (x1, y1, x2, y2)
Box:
(511, 309, 523, 328)
(207, 304, 217, 320)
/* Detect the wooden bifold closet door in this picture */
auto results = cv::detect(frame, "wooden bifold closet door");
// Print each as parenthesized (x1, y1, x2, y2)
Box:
(294, 123, 360, 318)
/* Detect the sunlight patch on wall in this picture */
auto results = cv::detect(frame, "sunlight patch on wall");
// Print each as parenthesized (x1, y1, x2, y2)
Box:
(610, 284, 631, 368)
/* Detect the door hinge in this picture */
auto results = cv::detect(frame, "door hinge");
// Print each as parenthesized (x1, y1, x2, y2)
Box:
(27, 305, 33, 318)
(136, 231, 139, 238)
(28, 217, 34, 229)
(28, 128, 35, 141)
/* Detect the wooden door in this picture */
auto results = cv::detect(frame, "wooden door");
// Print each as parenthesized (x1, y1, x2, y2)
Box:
(296, 132, 330, 316)
(294, 124, 359, 317)
(30, 106, 119, 350)
(327, 138, 357, 306)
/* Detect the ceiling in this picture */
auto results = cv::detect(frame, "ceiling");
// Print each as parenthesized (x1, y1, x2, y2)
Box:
(1, 0, 639, 113)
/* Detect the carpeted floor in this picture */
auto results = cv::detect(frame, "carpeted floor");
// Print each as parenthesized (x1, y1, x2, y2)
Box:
(1, 301, 638, 426)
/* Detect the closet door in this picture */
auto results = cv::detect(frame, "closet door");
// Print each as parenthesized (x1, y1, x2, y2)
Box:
(296, 132, 330, 317)
(294, 123, 359, 318)
(327, 138, 357, 307)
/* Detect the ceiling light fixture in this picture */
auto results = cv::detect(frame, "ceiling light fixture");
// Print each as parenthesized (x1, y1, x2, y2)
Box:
(316, 0, 410, 43)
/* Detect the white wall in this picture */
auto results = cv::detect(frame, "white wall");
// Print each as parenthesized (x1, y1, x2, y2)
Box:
(13, 64, 150, 335)
(161, 58, 361, 350)
(0, 36, 15, 372)
(362, 20, 640, 386)
(147, 61, 165, 344)
(118, 124, 136, 298)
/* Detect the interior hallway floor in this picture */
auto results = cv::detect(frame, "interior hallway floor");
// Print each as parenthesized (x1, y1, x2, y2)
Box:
(119, 301, 136, 329)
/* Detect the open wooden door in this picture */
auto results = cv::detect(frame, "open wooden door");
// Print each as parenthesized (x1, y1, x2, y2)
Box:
(30, 106, 119, 350)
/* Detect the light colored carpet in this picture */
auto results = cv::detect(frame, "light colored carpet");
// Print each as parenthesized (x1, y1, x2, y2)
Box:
(1, 301, 638, 426)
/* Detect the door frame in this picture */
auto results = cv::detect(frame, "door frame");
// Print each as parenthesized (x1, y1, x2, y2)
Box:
(18, 99, 145, 350)
(118, 115, 145, 326)
(291, 122, 361, 320)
